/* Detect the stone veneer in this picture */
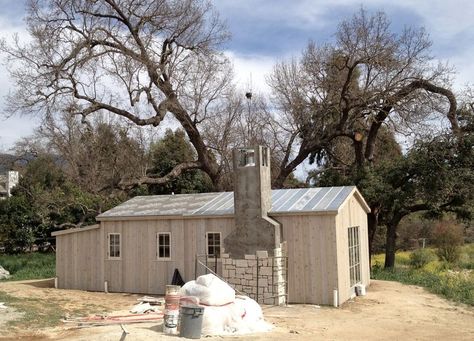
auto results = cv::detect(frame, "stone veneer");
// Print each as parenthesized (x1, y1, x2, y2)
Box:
(221, 244, 287, 305)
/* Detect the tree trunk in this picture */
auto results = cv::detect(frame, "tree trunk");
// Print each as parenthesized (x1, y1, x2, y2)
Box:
(273, 148, 310, 188)
(367, 210, 378, 259)
(354, 140, 365, 168)
(384, 222, 398, 268)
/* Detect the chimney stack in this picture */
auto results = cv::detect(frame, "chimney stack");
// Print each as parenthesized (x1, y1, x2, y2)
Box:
(223, 145, 281, 258)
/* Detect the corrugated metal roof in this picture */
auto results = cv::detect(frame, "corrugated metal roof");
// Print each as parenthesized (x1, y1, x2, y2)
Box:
(97, 186, 359, 219)
(97, 192, 221, 219)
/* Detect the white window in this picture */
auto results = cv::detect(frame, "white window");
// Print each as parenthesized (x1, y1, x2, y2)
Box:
(157, 232, 171, 260)
(206, 232, 221, 257)
(348, 226, 361, 286)
(108, 233, 121, 259)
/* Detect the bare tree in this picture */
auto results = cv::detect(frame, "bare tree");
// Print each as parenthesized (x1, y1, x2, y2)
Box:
(268, 9, 460, 189)
(1, 0, 231, 188)
(201, 90, 292, 189)
(267, 9, 461, 261)
(37, 113, 149, 194)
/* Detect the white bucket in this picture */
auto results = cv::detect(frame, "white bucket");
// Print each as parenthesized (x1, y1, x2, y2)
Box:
(355, 284, 366, 296)
(163, 309, 180, 335)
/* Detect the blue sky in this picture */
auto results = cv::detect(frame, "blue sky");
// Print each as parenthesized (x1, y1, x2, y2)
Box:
(1, 0, 474, 150)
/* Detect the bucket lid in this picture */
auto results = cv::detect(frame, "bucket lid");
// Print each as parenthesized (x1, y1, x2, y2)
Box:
(180, 304, 204, 313)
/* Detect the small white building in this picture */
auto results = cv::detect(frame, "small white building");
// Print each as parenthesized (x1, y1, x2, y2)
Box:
(53, 146, 371, 306)
(0, 171, 19, 199)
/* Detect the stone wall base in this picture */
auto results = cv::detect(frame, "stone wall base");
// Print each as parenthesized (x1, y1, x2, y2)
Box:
(221, 243, 287, 305)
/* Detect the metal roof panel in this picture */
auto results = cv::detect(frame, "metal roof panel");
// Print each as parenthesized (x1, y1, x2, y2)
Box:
(97, 186, 359, 219)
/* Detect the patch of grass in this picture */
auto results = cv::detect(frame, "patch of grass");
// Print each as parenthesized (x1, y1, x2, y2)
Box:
(372, 244, 474, 306)
(371, 250, 412, 268)
(459, 244, 474, 270)
(0, 290, 20, 304)
(0, 290, 63, 328)
(0, 253, 55, 281)
(372, 266, 474, 305)
(0, 290, 109, 330)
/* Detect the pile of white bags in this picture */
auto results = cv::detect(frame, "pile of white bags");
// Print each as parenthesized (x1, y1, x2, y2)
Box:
(181, 274, 235, 306)
(180, 274, 273, 335)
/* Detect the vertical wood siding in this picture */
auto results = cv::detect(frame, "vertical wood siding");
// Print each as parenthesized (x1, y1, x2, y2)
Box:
(280, 214, 338, 305)
(335, 196, 370, 304)
(100, 217, 235, 295)
(56, 227, 103, 291)
(55, 193, 369, 304)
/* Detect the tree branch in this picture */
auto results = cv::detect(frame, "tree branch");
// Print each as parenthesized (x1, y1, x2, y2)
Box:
(118, 160, 202, 188)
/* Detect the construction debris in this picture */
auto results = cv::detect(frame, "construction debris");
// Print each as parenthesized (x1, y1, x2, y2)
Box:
(136, 296, 164, 305)
(130, 302, 161, 314)
(63, 312, 163, 328)
(120, 324, 130, 335)
(62, 293, 166, 329)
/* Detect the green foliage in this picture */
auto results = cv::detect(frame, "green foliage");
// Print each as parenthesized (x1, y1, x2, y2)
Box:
(0, 155, 117, 253)
(372, 266, 474, 306)
(372, 245, 474, 305)
(459, 244, 474, 269)
(432, 220, 464, 263)
(317, 118, 474, 267)
(149, 129, 213, 194)
(409, 248, 435, 269)
(0, 195, 38, 252)
(0, 253, 55, 281)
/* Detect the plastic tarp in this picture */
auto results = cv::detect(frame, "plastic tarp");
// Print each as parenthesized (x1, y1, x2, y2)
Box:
(181, 274, 235, 306)
(180, 274, 273, 335)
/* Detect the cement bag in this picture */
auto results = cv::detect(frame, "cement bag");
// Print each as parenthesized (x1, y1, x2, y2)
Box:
(201, 297, 272, 335)
(201, 302, 248, 335)
(233, 296, 273, 334)
(181, 274, 235, 306)
(201, 304, 235, 335)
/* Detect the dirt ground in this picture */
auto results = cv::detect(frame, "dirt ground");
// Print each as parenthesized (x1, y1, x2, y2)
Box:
(1, 279, 473, 340)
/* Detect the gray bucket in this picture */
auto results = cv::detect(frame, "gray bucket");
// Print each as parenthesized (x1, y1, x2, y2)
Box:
(179, 304, 205, 339)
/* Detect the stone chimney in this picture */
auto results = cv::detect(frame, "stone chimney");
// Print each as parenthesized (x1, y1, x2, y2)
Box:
(223, 145, 281, 258)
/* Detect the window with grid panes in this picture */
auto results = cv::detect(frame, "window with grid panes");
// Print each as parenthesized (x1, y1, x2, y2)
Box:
(348, 226, 361, 286)
(108, 233, 121, 259)
(157, 233, 171, 260)
(206, 232, 221, 257)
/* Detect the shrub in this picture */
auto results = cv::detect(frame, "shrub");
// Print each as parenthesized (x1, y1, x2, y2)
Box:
(432, 221, 464, 263)
(0, 253, 55, 281)
(409, 248, 435, 269)
(459, 244, 474, 270)
(371, 266, 474, 306)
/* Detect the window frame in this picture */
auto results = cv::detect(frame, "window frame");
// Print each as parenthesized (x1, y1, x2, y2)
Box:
(157, 232, 172, 261)
(108, 233, 121, 260)
(206, 232, 221, 258)
(348, 226, 361, 287)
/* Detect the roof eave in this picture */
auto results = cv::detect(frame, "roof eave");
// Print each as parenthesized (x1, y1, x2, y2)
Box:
(51, 224, 100, 236)
(97, 213, 235, 221)
(338, 187, 371, 213)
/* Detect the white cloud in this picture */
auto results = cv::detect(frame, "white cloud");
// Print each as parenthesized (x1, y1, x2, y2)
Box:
(1, 0, 474, 150)
(225, 51, 277, 93)
(0, 14, 36, 150)
(393, 0, 474, 38)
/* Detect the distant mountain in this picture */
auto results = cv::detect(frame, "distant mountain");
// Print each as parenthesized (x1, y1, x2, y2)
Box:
(0, 153, 36, 173)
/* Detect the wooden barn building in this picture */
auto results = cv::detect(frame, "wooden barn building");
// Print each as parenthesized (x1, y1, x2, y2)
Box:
(53, 146, 371, 306)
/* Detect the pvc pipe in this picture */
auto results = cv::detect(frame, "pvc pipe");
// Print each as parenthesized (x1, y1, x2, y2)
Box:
(104, 280, 109, 293)
(333, 288, 338, 307)
(54, 277, 58, 289)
